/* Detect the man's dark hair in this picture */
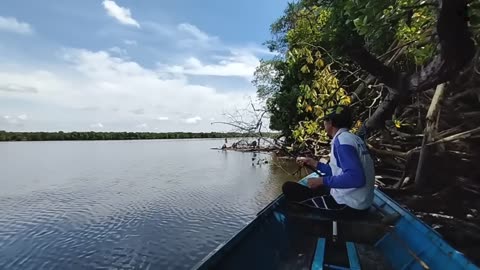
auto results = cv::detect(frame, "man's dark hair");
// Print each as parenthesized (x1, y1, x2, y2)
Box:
(323, 105, 353, 129)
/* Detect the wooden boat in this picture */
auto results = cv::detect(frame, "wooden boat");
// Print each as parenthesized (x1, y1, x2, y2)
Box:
(193, 173, 478, 270)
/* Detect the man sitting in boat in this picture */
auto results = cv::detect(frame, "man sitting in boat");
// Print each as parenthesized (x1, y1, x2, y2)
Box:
(282, 105, 375, 218)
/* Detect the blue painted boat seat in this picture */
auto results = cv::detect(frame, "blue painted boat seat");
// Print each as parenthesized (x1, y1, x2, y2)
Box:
(311, 237, 393, 270)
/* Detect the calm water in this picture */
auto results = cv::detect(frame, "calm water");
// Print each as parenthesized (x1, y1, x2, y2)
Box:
(0, 139, 298, 270)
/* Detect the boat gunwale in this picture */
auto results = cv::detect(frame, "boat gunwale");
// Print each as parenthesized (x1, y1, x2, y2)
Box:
(374, 189, 476, 269)
(191, 194, 285, 270)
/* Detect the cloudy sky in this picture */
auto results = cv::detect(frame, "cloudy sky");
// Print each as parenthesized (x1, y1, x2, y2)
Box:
(0, 0, 287, 132)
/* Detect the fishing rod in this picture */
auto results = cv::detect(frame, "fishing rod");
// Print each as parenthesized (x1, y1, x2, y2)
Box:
(221, 133, 326, 176)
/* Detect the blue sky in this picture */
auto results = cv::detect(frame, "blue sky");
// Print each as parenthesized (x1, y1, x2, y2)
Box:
(0, 0, 288, 132)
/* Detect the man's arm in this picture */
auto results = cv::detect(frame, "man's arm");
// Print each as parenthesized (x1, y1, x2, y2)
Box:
(322, 144, 366, 189)
(296, 157, 318, 169)
(316, 162, 332, 176)
(297, 157, 332, 176)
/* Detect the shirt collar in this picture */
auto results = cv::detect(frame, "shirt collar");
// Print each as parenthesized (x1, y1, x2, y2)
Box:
(331, 128, 349, 144)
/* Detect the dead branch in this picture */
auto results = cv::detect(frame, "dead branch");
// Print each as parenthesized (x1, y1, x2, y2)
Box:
(429, 126, 480, 145)
(386, 126, 424, 139)
(367, 143, 411, 159)
(434, 125, 464, 139)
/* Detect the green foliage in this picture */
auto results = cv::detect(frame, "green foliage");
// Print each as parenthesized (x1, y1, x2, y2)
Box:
(288, 46, 351, 152)
(332, 0, 436, 64)
(256, 0, 354, 149)
(266, 86, 306, 140)
(340, 0, 396, 52)
(470, 0, 480, 45)
(394, 2, 436, 65)
(254, 0, 471, 154)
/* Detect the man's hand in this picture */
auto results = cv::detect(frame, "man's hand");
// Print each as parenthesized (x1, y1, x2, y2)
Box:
(296, 157, 318, 168)
(307, 177, 323, 189)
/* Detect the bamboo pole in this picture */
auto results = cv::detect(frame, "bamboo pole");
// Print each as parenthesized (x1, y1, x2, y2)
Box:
(415, 83, 446, 190)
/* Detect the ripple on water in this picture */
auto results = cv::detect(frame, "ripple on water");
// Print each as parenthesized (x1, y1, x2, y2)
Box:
(0, 141, 290, 269)
(0, 186, 251, 269)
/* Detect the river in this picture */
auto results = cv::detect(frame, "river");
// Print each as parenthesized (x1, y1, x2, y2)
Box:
(0, 139, 298, 269)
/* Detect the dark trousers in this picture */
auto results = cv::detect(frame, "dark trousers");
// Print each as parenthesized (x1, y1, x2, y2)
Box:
(282, 181, 369, 219)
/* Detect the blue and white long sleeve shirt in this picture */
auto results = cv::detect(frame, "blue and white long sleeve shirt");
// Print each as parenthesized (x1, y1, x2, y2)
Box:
(316, 128, 375, 210)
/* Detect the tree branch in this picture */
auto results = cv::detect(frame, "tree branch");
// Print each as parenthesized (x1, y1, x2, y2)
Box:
(347, 0, 474, 134)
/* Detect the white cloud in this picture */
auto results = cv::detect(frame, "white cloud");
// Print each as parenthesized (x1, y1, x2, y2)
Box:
(0, 69, 69, 97)
(242, 44, 278, 56)
(161, 50, 259, 80)
(102, 0, 140, 28)
(0, 16, 33, 35)
(176, 23, 220, 48)
(130, 108, 144, 115)
(2, 115, 16, 125)
(141, 21, 176, 38)
(123, 40, 137, 46)
(108, 46, 127, 56)
(136, 123, 148, 128)
(78, 106, 100, 111)
(155, 23, 263, 79)
(0, 23, 266, 132)
(90, 123, 104, 128)
(178, 23, 210, 42)
(0, 48, 256, 131)
(0, 84, 38, 93)
(2, 114, 28, 126)
(184, 116, 202, 124)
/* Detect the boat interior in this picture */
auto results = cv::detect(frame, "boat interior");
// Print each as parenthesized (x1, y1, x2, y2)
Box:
(194, 186, 476, 270)
(210, 199, 395, 270)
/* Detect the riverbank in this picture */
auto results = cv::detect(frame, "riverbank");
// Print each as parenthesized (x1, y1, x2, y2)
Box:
(0, 131, 279, 141)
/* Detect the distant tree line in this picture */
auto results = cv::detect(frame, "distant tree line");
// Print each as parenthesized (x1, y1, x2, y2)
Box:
(0, 131, 279, 142)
